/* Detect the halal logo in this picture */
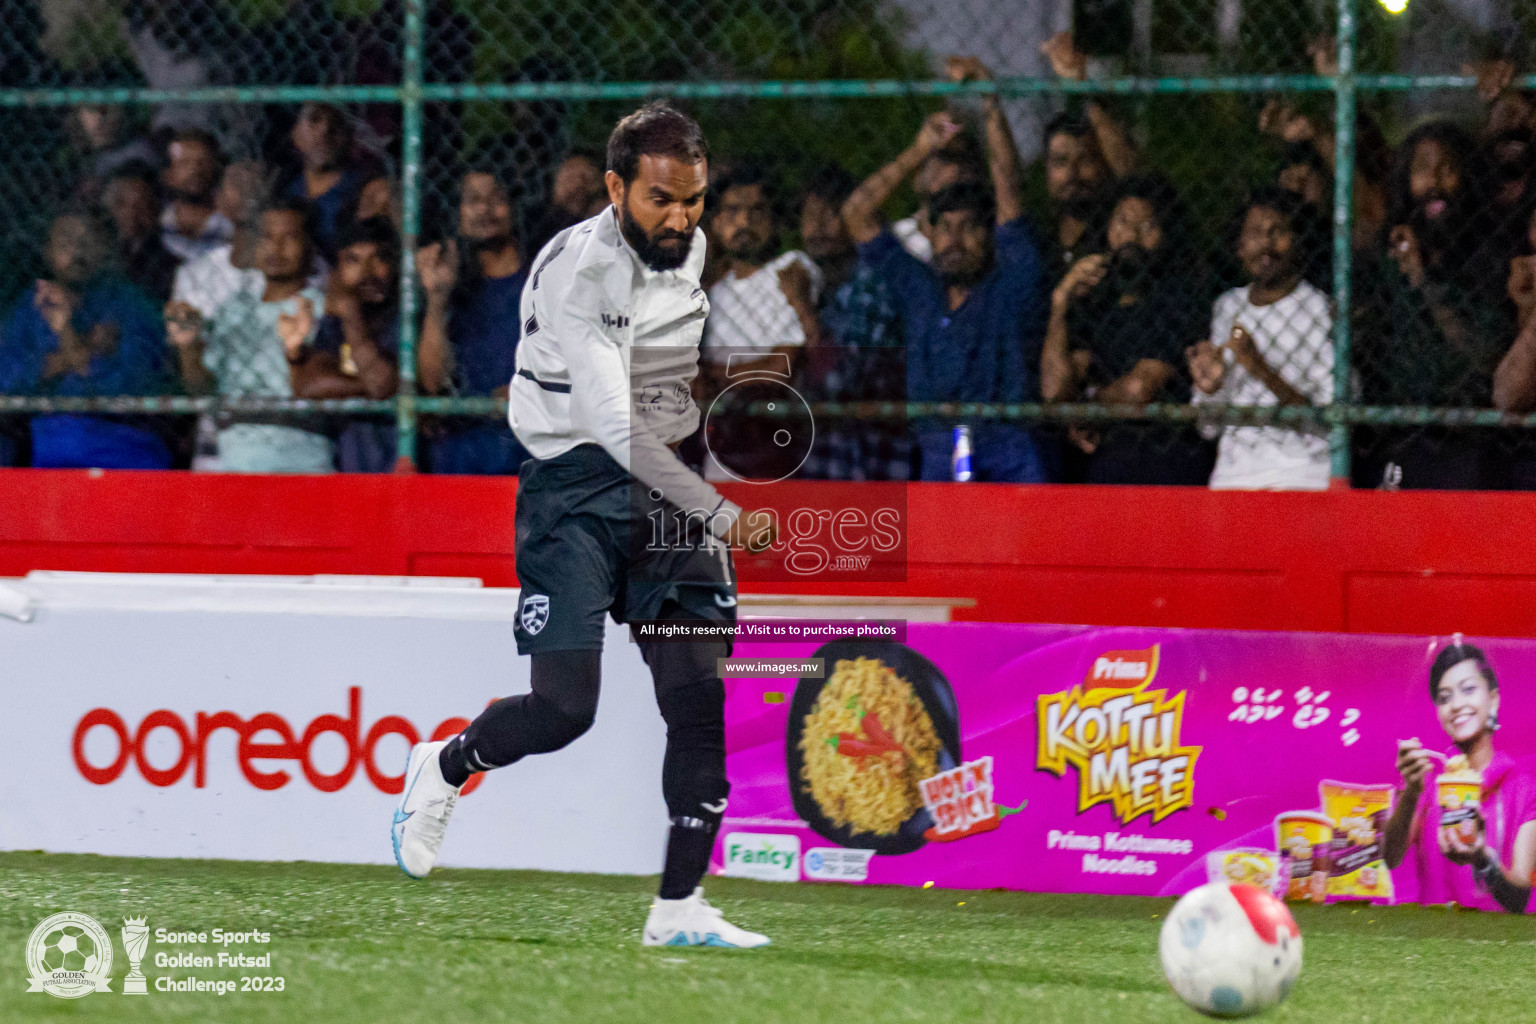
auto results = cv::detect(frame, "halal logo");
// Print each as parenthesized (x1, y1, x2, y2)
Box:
(25, 912, 115, 999)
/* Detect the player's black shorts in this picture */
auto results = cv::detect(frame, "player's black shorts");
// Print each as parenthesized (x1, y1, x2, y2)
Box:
(512, 443, 737, 654)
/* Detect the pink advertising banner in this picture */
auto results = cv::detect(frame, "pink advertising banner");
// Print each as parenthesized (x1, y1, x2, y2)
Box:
(711, 625, 1536, 914)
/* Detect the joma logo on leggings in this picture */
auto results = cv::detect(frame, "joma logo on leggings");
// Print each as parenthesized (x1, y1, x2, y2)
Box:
(722, 833, 799, 882)
(71, 687, 485, 796)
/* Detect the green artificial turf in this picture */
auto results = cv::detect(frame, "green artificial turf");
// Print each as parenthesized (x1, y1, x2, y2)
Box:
(0, 850, 1532, 1023)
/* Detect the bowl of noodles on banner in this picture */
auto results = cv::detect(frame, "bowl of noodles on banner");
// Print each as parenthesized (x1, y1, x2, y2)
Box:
(787, 640, 962, 855)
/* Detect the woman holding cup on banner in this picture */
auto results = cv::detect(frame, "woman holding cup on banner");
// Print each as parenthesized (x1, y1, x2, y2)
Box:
(1384, 639, 1536, 913)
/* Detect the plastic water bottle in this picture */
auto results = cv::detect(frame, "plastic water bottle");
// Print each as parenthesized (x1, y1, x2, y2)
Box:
(951, 425, 973, 482)
(191, 414, 222, 472)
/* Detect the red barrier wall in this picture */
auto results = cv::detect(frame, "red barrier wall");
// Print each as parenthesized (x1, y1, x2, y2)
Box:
(0, 468, 1531, 637)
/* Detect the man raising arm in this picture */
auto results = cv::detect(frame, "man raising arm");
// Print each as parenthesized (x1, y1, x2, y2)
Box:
(841, 61, 1051, 483)
(842, 111, 962, 248)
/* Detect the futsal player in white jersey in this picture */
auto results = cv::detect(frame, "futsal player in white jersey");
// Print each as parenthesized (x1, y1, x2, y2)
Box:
(391, 103, 777, 948)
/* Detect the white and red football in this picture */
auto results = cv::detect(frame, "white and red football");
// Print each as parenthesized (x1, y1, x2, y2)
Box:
(1159, 881, 1303, 1018)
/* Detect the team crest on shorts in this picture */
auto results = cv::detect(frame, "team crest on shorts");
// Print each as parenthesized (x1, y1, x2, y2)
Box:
(521, 594, 550, 635)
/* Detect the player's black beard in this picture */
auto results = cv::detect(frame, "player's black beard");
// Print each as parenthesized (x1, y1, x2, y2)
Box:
(618, 202, 692, 272)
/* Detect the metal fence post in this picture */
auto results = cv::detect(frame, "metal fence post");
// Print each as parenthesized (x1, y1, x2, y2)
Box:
(1330, 0, 1357, 487)
(394, 0, 425, 472)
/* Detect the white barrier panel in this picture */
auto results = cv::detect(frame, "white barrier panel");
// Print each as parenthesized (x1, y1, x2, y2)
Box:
(0, 573, 671, 874)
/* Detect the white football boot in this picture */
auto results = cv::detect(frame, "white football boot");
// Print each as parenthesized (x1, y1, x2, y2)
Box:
(392, 740, 461, 879)
(642, 888, 771, 948)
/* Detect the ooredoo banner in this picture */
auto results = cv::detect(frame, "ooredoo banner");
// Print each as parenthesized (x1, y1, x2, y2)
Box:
(715, 625, 1536, 914)
(0, 573, 672, 873)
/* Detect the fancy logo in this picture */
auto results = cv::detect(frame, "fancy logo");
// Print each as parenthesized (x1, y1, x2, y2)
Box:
(1035, 646, 1201, 824)
(720, 832, 799, 882)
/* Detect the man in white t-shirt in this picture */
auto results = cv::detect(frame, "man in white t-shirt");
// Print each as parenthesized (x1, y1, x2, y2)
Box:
(1187, 188, 1334, 490)
(702, 165, 821, 379)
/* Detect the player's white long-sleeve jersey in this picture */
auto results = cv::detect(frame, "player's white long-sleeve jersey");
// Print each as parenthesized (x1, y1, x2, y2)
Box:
(509, 205, 741, 535)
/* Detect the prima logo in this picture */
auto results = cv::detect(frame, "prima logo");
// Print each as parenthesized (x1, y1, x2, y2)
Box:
(721, 832, 799, 882)
(1092, 655, 1151, 681)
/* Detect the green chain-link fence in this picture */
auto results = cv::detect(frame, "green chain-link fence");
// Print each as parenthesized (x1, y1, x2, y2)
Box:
(0, 0, 1532, 485)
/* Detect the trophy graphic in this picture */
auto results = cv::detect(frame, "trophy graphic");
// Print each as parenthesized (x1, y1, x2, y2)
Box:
(120, 917, 149, 995)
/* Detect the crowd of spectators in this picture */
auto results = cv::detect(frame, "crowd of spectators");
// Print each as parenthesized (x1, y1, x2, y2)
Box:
(696, 43, 1536, 491)
(6, 27, 1536, 490)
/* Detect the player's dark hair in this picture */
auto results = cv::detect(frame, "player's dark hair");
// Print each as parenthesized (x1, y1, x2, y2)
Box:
(336, 215, 399, 263)
(927, 180, 996, 226)
(1429, 638, 1497, 701)
(607, 102, 708, 186)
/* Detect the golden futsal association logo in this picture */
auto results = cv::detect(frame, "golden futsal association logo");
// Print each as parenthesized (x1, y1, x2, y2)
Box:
(24, 911, 114, 999)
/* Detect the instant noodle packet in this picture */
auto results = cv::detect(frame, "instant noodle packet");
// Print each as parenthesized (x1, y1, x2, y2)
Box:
(1319, 780, 1395, 901)
(1436, 756, 1482, 847)
(1206, 847, 1283, 898)
(1275, 811, 1333, 903)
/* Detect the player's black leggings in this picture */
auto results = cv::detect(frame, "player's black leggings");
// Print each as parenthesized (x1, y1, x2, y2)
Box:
(442, 606, 730, 898)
